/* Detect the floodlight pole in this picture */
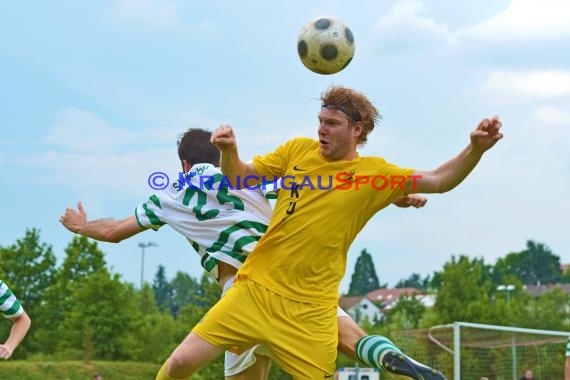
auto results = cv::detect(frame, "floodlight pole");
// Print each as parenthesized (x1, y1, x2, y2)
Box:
(139, 242, 157, 289)
(498, 284, 516, 380)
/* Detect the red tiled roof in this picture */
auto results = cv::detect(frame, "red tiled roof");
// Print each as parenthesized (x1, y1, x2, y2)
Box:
(366, 287, 425, 302)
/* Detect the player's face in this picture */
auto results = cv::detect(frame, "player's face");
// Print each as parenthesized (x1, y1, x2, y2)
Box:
(317, 108, 358, 161)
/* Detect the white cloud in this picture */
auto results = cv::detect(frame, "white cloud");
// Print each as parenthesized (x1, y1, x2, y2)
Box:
(373, 0, 449, 44)
(451, 0, 570, 43)
(481, 70, 570, 100)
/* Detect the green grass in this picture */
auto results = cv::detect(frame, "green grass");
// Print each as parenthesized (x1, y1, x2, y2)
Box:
(0, 360, 161, 380)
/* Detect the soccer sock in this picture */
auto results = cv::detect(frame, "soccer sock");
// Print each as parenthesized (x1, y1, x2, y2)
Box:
(156, 360, 188, 380)
(355, 335, 402, 369)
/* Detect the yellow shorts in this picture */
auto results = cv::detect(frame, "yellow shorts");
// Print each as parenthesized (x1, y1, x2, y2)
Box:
(192, 278, 338, 379)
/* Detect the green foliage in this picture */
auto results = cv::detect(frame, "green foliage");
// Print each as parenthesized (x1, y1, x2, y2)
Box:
(0, 228, 57, 357)
(395, 273, 430, 290)
(170, 271, 201, 317)
(385, 296, 426, 329)
(152, 265, 173, 313)
(494, 240, 562, 285)
(347, 249, 382, 296)
(59, 236, 108, 280)
(524, 288, 570, 330)
(0, 360, 160, 380)
(34, 236, 110, 356)
(3, 228, 570, 379)
(55, 272, 137, 361)
(433, 255, 494, 323)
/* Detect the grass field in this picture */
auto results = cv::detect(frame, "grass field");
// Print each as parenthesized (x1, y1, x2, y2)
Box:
(0, 360, 162, 380)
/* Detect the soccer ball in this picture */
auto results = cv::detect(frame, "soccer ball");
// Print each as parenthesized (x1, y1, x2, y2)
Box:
(297, 17, 355, 75)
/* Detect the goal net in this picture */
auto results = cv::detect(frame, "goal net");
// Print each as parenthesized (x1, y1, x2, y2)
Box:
(387, 322, 568, 380)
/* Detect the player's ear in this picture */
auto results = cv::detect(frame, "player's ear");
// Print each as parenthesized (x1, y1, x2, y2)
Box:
(181, 160, 191, 173)
(352, 121, 363, 138)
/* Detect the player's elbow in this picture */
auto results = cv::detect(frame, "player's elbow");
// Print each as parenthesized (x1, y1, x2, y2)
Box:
(14, 311, 31, 331)
(410, 171, 449, 194)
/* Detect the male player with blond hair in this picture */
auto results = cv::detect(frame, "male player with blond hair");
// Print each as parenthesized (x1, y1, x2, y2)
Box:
(155, 85, 501, 379)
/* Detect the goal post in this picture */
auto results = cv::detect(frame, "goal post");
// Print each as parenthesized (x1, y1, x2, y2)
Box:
(428, 321, 569, 380)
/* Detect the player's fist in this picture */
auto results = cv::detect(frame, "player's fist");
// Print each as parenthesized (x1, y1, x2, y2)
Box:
(211, 125, 236, 151)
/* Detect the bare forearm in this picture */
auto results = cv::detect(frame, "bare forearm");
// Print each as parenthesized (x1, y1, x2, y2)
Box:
(431, 144, 483, 193)
(78, 219, 129, 243)
(3, 313, 31, 353)
(220, 148, 252, 188)
(565, 358, 570, 380)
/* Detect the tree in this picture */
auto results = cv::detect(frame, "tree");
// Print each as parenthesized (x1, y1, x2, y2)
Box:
(385, 296, 426, 329)
(395, 273, 430, 290)
(433, 255, 494, 323)
(58, 236, 108, 280)
(56, 271, 139, 361)
(0, 228, 56, 357)
(153, 265, 173, 313)
(170, 271, 201, 318)
(35, 236, 109, 354)
(0, 228, 56, 307)
(494, 240, 561, 285)
(347, 249, 383, 296)
(530, 288, 570, 330)
(126, 284, 179, 362)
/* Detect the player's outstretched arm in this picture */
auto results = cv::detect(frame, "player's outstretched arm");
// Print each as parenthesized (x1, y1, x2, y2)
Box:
(565, 356, 570, 380)
(392, 194, 427, 208)
(0, 311, 31, 360)
(407, 116, 503, 194)
(59, 202, 144, 243)
(210, 124, 259, 188)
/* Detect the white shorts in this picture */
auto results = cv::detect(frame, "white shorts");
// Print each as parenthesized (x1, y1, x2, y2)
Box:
(221, 276, 351, 376)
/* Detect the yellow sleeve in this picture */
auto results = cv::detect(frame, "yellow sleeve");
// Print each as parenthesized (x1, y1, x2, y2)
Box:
(253, 138, 313, 179)
(371, 159, 416, 210)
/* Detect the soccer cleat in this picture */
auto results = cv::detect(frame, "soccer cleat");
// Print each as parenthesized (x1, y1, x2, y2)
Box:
(381, 350, 448, 380)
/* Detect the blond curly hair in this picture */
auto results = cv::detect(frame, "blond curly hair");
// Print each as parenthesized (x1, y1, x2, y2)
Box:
(320, 86, 380, 146)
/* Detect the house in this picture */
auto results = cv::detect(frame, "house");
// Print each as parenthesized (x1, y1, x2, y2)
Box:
(366, 287, 435, 311)
(524, 283, 570, 297)
(339, 287, 436, 323)
(339, 295, 383, 324)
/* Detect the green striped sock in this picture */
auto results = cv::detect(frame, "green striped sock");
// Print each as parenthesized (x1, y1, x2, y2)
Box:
(355, 335, 402, 369)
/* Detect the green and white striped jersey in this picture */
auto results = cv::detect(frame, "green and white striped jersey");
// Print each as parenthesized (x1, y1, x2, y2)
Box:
(0, 280, 24, 319)
(566, 336, 570, 357)
(135, 163, 275, 283)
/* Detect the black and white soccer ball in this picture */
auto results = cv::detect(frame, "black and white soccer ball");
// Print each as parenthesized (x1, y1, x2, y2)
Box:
(297, 17, 355, 75)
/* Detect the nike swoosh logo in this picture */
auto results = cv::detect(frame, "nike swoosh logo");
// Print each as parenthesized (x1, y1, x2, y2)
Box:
(293, 165, 307, 171)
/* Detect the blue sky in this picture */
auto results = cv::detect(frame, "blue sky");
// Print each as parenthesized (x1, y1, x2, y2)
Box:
(1, 0, 569, 293)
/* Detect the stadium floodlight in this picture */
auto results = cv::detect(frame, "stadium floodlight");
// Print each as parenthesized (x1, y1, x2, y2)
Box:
(497, 284, 517, 379)
(138, 242, 158, 289)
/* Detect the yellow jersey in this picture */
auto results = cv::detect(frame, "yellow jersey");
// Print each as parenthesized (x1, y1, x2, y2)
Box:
(240, 137, 415, 306)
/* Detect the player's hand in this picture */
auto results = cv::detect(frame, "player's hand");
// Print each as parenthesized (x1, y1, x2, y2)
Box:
(210, 124, 236, 151)
(59, 202, 87, 234)
(470, 115, 503, 153)
(0, 344, 13, 359)
(393, 194, 427, 208)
